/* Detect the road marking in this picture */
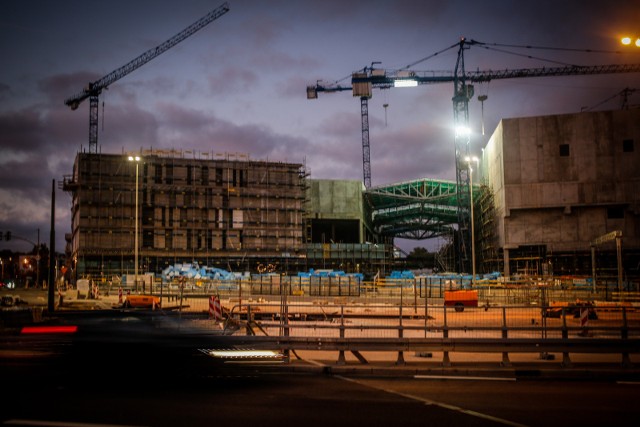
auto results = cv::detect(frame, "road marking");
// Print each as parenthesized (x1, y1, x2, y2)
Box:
(336, 376, 528, 427)
(302, 358, 327, 367)
(3, 420, 146, 427)
(415, 374, 516, 381)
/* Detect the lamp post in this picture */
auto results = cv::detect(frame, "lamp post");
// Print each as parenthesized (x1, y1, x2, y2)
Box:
(621, 36, 640, 47)
(128, 155, 141, 292)
(465, 156, 479, 286)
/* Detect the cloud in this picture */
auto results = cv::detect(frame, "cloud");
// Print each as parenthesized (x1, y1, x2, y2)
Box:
(207, 67, 258, 95)
(39, 72, 102, 106)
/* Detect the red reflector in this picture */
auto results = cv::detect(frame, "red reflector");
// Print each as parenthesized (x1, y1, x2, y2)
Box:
(21, 325, 78, 334)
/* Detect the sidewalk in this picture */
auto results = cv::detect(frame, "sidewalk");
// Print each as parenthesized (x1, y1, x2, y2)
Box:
(276, 349, 640, 380)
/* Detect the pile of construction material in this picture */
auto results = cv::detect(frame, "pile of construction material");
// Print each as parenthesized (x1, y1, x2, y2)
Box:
(161, 263, 240, 282)
(297, 269, 364, 281)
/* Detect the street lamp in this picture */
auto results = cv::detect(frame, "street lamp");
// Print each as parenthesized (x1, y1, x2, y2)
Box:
(128, 155, 141, 292)
(621, 36, 640, 47)
(465, 155, 479, 286)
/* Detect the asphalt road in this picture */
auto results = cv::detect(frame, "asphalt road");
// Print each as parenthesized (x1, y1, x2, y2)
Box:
(1, 312, 638, 427)
(1, 294, 639, 427)
(351, 376, 640, 427)
(3, 365, 639, 427)
(2, 372, 503, 427)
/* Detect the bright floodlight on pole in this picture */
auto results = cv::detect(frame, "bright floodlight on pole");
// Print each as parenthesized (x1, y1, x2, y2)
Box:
(465, 155, 479, 287)
(455, 125, 471, 138)
(128, 155, 141, 292)
(394, 79, 418, 88)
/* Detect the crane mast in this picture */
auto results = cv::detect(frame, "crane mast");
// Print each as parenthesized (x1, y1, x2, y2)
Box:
(452, 38, 472, 274)
(307, 44, 640, 274)
(65, 2, 230, 153)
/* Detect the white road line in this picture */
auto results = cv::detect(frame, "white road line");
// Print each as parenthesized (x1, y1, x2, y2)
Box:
(3, 420, 146, 427)
(336, 375, 529, 427)
(415, 374, 517, 381)
(301, 358, 327, 367)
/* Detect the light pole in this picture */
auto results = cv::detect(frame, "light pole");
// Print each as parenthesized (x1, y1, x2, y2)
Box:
(128, 155, 141, 292)
(465, 156, 479, 286)
(621, 36, 640, 47)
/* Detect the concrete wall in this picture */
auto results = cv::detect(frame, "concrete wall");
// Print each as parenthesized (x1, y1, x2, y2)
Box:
(484, 109, 640, 254)
(483, 121, 507, 247)
(306, 179, 366, 244)
(306, 179, 365, 219)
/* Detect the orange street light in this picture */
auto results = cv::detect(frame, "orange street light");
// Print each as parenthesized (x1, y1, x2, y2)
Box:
(621, 36, 640, 47)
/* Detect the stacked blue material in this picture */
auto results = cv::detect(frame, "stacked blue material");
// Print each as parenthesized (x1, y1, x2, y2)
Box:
(388, 270, 415, 279)
(161, 262, 236, 281)
(297, 269, 364, 281)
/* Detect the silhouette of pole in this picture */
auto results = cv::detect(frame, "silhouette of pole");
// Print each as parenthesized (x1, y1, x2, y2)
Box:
(48, 179, 55, 312)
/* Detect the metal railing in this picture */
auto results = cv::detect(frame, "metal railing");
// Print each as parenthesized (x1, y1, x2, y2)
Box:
(211, 302, 640, 367)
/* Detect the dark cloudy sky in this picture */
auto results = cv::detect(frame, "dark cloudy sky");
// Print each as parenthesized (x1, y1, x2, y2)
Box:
(1, 0, 639, 253)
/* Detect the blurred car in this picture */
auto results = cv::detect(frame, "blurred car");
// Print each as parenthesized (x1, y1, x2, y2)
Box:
(0, 280, 15, 289)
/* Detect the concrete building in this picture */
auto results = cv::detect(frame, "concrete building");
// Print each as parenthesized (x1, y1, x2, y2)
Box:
(305, 179, 390, 275)
(62, 151, 308, 279)
(482, 108, 640, 280)
(62, 153, 390, 281)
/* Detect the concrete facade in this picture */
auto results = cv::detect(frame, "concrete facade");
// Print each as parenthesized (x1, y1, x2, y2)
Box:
(62, 151, 307, 278)
(483, 109, 640, 277)
(306, 179, 366, 244)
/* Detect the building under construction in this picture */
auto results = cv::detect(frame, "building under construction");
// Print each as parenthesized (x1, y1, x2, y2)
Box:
(62, 151, 391, 281)
(62, 151, 309, 279)
(480, 108, 640, 283)
(61, 108, 640, 285)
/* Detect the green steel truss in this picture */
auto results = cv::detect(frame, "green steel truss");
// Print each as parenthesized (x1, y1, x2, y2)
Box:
(365, 178, 468, 240)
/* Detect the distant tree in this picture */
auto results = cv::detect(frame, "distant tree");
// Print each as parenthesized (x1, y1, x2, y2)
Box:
(406, 247, 435, 269)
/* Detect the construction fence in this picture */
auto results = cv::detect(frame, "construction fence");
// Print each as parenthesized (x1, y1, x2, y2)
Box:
(154, 281, 640, 342)
(144, 274, 640, 307)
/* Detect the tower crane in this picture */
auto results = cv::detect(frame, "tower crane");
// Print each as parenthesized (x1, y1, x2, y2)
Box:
(307, 38, 640, 273)
(65, 2, 230, 154)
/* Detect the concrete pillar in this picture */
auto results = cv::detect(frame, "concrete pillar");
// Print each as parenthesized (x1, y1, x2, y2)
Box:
(503, 248, 510, 278)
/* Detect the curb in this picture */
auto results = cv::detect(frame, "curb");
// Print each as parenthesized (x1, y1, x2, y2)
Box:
(261, 359, 640, 381)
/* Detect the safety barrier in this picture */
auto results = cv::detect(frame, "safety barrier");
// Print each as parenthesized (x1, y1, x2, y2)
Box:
(145, 276, 638, 307)
(217, 302, 640, 367)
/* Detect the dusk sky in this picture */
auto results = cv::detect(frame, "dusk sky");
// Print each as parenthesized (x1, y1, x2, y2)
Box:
(1, 0, 639, 254)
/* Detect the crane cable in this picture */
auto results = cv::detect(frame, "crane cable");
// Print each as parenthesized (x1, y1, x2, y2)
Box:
(582, 87, 638, 111)
(396, 39, 633, 74)
(399, 42, 460, 70)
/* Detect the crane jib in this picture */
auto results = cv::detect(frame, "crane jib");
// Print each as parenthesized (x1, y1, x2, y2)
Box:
(64, 2, 229, 109)
(345, 63, 640, 89)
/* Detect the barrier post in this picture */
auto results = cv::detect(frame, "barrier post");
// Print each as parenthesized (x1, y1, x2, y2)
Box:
(578, 307, 591, 337)
(337, 305, 346, 365)
(561, 308, 572, 367)
(442, 306, 451, 367)
(501, 306, 511, 367)
(396, 304, 405, 365)
(621, 307, 632, 368)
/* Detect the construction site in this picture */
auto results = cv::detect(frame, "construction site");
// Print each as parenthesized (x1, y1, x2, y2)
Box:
(61, 103, 640, 291)
(57, 4, 639, 292)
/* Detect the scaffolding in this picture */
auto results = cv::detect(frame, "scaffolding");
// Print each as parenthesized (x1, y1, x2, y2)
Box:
(476, 184, 500, 274)
(63, 151, 307, 280)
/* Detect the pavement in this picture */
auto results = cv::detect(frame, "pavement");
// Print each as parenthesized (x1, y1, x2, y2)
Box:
(277, 349, 640, 381)
(3, 287, 640, 380)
